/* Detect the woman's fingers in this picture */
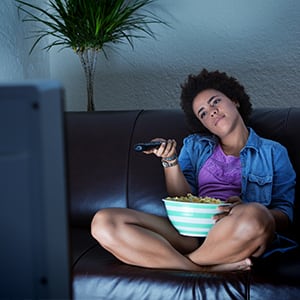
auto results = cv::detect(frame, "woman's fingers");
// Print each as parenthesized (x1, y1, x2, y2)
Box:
(215, 196, 243, 221)
(154, 139, 177, 158)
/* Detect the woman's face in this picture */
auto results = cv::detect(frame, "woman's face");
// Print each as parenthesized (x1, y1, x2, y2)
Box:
(192, 89, 243, 138)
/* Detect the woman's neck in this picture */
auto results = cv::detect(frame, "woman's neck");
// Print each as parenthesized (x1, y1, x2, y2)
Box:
(220, 125, 249, 156)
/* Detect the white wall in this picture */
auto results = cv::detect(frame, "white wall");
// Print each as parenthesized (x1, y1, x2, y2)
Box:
(1, 1, 300, 111)
(49, 0, 300, 111)
(0, 0, 49, 81)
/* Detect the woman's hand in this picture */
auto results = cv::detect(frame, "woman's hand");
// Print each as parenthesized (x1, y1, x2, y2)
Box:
(214, 196, 243, 222)
(143, 138, 177, 159)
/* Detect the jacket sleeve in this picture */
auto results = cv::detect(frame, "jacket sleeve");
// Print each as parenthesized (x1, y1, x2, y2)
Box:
(178, 136, 199, 195)
(270, 144, 296, 222)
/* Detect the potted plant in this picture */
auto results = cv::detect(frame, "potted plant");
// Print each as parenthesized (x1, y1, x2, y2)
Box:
(16, 0, 167, 111)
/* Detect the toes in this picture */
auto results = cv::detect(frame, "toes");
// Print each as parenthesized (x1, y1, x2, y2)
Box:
(203, 258, 252, 272)
(237, 258, 252, 271)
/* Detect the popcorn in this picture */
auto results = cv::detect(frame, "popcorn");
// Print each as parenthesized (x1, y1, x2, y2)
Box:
(166, 193, 222, 204)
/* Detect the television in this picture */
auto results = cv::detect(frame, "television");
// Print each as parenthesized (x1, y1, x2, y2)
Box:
(0, 81, 71, 299)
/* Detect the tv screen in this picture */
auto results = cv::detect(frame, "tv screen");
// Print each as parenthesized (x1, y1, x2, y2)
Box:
(0, 81, 71, 299)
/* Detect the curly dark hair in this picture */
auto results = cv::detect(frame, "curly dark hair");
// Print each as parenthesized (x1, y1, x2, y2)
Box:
(180, 68, 252, 133)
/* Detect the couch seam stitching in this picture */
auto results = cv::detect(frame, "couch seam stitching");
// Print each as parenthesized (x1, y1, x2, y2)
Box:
(125, 110, 144, 208)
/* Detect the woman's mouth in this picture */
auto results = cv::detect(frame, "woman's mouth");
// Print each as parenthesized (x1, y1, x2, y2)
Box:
(214, 115, 224, 126)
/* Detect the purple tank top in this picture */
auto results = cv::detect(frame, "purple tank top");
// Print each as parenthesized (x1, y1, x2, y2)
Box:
(198, 144, 241, 201)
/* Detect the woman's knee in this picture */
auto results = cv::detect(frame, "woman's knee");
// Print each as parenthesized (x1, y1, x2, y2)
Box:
(91, 208, 124, 248)
(231, 203, 275, 241)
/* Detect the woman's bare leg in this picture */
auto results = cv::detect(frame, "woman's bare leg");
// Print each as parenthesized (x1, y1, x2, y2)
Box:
(92, 208, 201, 270)
(187, 203, 275, 265)
(91, 208, 252, 272)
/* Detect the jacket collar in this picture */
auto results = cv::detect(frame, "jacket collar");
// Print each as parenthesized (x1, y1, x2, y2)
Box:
(196, 127, 260, 152)
(243, 128, 260, 152)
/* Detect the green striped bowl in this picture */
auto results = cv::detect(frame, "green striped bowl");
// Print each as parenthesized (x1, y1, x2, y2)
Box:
(162, 199, 225, 237)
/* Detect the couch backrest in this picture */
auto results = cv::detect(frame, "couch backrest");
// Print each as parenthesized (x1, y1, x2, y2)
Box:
(65, 108, 300, 241)
(65, 111, 140, 227)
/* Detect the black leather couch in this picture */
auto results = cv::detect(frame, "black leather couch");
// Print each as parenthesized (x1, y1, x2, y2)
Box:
(66, 108, 300, 300)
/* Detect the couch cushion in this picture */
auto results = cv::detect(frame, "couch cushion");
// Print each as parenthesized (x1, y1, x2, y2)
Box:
(65, 111, 141, 227)
(249, 248, 300, 299)
(71, 227, 97, 265)
(73, 243, 250, 300)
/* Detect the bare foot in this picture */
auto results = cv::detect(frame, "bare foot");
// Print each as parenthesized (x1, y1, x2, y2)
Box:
(199, 258, 252, 272)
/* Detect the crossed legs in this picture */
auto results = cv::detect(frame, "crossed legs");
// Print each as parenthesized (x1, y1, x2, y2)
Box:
(91, 203, 275, 272)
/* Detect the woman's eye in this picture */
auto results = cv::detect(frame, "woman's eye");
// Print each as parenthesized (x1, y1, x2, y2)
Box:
(200, 111, 206, 119)
(212, 98, 221, 106)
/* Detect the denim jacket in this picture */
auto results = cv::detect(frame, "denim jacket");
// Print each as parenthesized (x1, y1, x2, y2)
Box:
(178, 128, 296, 222)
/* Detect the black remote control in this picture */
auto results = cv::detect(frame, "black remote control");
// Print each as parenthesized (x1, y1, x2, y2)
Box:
(134, 141, 162, 152)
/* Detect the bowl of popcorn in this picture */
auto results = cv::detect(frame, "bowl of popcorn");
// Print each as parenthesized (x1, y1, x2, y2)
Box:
(162, 193, 227, 237)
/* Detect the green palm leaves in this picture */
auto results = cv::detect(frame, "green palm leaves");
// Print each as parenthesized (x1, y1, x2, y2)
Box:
(16, 0, 167, 111)
(16, 0, 167, 53)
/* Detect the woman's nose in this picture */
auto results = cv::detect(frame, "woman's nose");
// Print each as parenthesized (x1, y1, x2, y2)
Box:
(210, 109, 217, 117)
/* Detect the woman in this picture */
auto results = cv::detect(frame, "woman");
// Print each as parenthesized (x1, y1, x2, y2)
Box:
(91, 69, 296, 272)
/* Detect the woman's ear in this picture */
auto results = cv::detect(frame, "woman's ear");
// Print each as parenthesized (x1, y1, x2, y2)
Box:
(233, 100, 240, 108)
